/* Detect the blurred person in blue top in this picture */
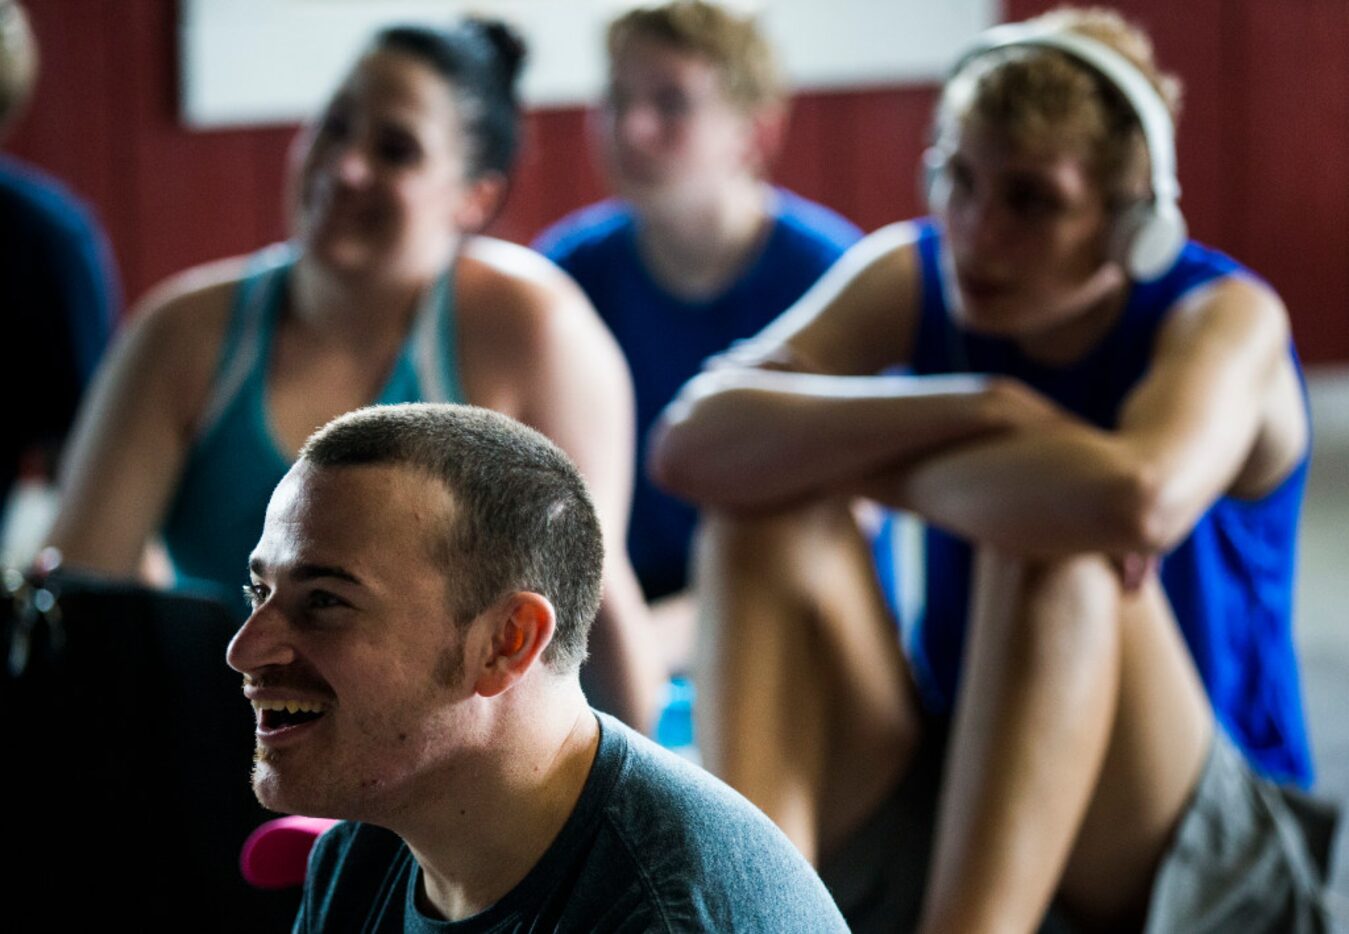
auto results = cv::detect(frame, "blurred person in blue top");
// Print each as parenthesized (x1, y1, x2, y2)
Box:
(651, 7, 1335, 932)
(46, 18, 663, 730)
(0, 0, 117, 517)
(535, 0, 861, 667)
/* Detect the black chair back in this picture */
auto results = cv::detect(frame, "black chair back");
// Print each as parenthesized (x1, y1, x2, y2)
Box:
(2, 575, 299, 930)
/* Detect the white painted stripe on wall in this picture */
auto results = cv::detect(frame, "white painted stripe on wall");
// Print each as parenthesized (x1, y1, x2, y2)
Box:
(180, 0, 998, 128)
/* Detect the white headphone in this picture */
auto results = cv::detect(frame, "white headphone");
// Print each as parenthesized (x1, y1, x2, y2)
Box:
(926, 23, 1187, 281)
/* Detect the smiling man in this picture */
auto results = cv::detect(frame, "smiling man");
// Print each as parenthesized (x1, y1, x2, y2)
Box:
(227, 403, 846, 932)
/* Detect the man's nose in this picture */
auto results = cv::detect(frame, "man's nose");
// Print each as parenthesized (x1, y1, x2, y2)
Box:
(332, 142, 374, 187)
(227, 600, 297, 675)
(955, 192, 1012, 257)
(614, 101, 663, 150)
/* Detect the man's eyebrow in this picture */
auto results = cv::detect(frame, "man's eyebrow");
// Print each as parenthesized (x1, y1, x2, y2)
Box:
(293, 564, 365, 587)
(248, 556, 365, 588)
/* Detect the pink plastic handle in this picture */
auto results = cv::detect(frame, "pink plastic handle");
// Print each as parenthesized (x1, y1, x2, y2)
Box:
(240, 816, 340, 889)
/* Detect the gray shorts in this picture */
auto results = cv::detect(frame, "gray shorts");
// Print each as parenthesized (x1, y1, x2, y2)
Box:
(1145, 732, 1339, 932)
(819, 729, 1340, 933)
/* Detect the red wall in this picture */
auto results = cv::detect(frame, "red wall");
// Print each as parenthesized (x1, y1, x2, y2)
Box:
(10, 0, 1348, 361)
(1006, 0, 1349, 363)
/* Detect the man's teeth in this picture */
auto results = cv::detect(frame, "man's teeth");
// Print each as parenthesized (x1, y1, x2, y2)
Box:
(254, 699, 326, 714)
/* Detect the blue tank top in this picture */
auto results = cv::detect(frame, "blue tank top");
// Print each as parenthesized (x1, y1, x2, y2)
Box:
(536, 190, 862, 599)
(883, 221, 1313, 786)
(160, 245, 467, 607)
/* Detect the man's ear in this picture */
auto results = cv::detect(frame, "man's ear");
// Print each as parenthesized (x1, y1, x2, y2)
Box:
(452, 170, 508, 234)
(473, 591, 556, 697)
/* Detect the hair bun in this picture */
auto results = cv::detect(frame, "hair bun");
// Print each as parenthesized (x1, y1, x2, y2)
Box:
(465, 17, 527, 96)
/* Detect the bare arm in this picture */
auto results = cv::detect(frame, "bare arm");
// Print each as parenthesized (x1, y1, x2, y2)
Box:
(45, 266, 237, 575)
(459, 239, 663, 731)
(869, 275, 1304, 556)
(649, 223, 1066, 511)
(653, 369, 1063, 511)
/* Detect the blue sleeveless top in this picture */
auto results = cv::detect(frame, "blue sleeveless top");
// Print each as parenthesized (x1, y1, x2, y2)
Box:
(536, 190, 862, 600)
(160, 245, 467, 607)
(879, 221, 1313, 786)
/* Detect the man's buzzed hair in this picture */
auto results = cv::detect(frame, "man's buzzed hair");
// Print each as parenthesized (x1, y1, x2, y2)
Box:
(299, 403, 603, 672)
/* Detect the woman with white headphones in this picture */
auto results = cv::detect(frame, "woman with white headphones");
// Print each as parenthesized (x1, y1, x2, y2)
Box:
(651, 8, 1331, 932)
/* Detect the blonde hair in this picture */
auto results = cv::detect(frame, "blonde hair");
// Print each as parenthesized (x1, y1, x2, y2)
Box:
(938, 7, 1182, 205)
(607, 0, 786, 112)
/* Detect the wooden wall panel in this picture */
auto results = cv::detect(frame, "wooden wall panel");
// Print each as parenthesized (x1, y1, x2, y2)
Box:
(830, 86, 941, 231)
(7, 1, 115, 208)
(1234, 0, 1349, 361)
(1132, 0, 1231, 247)
(775, 90, 832, 212)
(119, 0, 282, 294)
(1005, 0, 1349, 361)
(495, 107, 608, 246)
(775, 88, 938, 233)
(247, 127, 297, 250)
(8, 0, 125, 299)
(5, 0, 1346, 361)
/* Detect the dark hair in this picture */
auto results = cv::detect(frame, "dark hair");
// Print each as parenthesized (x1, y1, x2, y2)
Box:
(373, 18, 527, 178)
(299, 403, 603, 673)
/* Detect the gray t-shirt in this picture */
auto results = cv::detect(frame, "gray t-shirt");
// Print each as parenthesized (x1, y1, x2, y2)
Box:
(295, 712, 848, 932)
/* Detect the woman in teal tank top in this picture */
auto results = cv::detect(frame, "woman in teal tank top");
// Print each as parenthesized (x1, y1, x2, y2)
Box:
(47, 20, 662, 731)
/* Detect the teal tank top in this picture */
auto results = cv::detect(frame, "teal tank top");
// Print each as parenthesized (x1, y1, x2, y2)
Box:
(160, 245, 466, 607)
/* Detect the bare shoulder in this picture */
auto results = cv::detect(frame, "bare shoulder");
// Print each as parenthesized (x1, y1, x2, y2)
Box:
(1203, 275, 1308, 486)
(48, 255, 257, 570)
(1162, 271, 1290, 349)
(459, 236, 596, 330)
(853, 220, 925, 261)
(116, 256, 252, 424)
(456, 237, 626, 417)
(746, 220, 925, 375)
(798, 220, 921, 295)
(128, 256, 249, 358)
(1151, 271, 1306, 495)
(837, 221, 924, 322)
